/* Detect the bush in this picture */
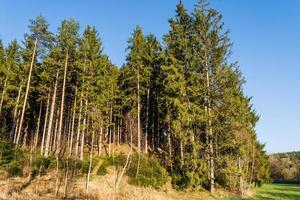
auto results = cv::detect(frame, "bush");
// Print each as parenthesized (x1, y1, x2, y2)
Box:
(0, 142, 25, 176)
(127, 153, 169, 189)
(5, 160, 23, 177)
(96, 153, 169, 189)
(97, 153, 126, 175)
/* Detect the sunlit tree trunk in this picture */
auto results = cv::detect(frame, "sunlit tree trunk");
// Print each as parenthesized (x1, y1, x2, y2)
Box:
(136, 69, 141, 178)
(57, 52, 69, 156)
(98, 126, 103, 156)
(34, 101, 43, 150)
(16, 39, 38, 147)
(108, 103, 112, 157)
(80, 99, 87, 161)
(69, 87, 77, 156)
(75, 94, 83, 157)
(145, 88, 149, 153)
(41, 92, 50, 155)
(44, 71, 58, 157)
(11, 84, 23, 145)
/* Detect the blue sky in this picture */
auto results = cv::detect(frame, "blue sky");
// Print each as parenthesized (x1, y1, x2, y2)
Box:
(1, 0, 300, 153)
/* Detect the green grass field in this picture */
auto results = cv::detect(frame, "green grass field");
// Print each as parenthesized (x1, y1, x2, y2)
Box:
(224, 183, 300, 200)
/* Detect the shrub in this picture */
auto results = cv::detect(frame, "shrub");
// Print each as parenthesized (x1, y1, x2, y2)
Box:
(127, 153, 169, 189)
(0, 142, 25, 176)
(97, 153, 126, 175)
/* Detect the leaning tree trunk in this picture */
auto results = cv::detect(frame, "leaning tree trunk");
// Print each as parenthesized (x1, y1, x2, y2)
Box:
(57, 52, 69, 156)
(16, 39, 38, 147)
(44, 71, 58, 157)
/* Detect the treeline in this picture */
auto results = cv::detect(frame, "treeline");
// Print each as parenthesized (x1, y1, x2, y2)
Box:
(269, 151, 300, 181)
(0, 0, 269, 194)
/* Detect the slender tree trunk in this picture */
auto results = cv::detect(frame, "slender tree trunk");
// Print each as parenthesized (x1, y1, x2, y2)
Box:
(44, 71, 58, 157)
(0, 77, 8, 116)
(57, 52, 69, 156)
(16, 38, 38, 147)
(136, 70, 141, 178)
(117, 118, 120, 145)
(152, 94, 155, 151)
(52, 109, 59, 152)
(180, 141, 184, 165)
(80, 99, 87, 161)
(11, 84, 23, 145)
(145, 88, 149, 153)
(75, 96, 83, 157)
(86, 127, 94, 193)
(206, 57, 215, 193)
(98, 126, 103, 156)
(108, 103, 112, 157)
(41, 92, 50, 155)
(168, 124, 173, 170)
(238, 156, 244, 195)
(34, 101, 43, 150)
(250, 143, 255, 185)
(13, 110, 21, 144)
(69, 87, 77, 156)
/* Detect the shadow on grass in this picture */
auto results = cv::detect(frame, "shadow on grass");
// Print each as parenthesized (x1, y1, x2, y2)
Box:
(224, 183, 300, 200)
(249, 184, 300, 200)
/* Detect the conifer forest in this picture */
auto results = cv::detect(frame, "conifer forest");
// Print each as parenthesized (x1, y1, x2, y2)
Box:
(0, 1, 273, 199)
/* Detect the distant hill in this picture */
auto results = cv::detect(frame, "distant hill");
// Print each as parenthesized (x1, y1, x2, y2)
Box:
(269, 151, 300, 181)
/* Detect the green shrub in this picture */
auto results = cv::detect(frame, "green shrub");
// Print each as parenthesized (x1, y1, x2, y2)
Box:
(97, 153, 126, 175)
(127, 153, 169, 189)
(0, 142, 25, 176)
(5, 160, 23, 177)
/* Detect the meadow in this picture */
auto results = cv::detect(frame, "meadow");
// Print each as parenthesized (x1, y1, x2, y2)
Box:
(224, 183, 300, 200)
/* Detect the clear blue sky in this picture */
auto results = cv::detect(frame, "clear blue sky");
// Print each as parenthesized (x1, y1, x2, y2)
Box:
(1, 0, 300, 153)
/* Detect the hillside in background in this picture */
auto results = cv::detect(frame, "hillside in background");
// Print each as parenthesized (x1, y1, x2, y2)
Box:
(269, 151, 300, 181)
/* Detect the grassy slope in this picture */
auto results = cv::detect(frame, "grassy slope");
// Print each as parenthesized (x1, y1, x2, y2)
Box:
(223, 183, 300, 200)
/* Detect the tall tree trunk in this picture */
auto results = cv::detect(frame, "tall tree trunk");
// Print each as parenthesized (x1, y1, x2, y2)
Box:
(145, 88, 149, 153)
(136, 70, 141, 178)
(117, 117, 120, 145)
(75, 96, 83, 157)
(168, 124, 173, 170)
(57, 52, 69, 156)
(152, 94, 155, 151)
(16, 38, 38, 147)
(108, 103, 112, 157)
(98, 126, 103, 156)
(0, 77, 8, 116)
(80, 99, 87, 161)
(11, 84, 23, 145)
(69, 87, 77, 156)
(180, 141, 184, 165)
(206, 57, 215, 193)
(13, 110, 21, 144)
(86, 127, 94, 193)
(41, 92, 50, 155)
(52, 108, 59, 152)
(44, 71, 58, 157)
(34, 101, 43, 150)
